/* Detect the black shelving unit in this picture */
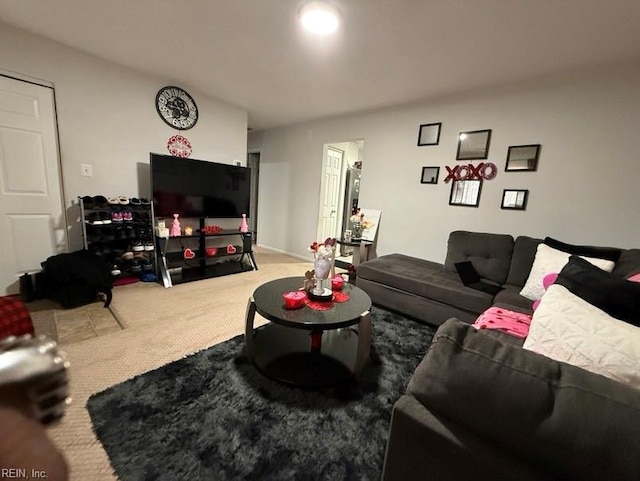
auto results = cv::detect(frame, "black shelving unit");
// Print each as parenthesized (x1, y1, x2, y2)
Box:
(79, 196, 156, 279)
(156, 221, 257, 287)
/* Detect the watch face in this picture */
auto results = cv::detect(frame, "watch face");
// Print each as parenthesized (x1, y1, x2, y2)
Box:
(155, 86, 199, 130)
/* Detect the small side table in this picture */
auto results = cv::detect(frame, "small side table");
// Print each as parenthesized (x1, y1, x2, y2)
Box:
(336, 238, 374, 267)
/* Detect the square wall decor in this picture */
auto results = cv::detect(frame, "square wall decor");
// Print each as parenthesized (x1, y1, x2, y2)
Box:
(421, 166, 440, 184)
(417, 123, 441, 146)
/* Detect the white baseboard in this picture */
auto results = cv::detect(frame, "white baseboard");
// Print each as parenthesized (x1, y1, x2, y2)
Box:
(255, 244, 310, 262)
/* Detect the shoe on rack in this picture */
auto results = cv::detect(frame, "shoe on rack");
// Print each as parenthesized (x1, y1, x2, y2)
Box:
(110, 264, 122, 276)
(85, 212, 101, 225)
(81, 196, 94, 209)
(142, 259, 154, 271)
(107, 196, 119, 205)
(100, 211, 112, 224)
(101, 226, 116, 242)
(122, 249, 134, 261)
(111, 210, 123, 223)
(132, 240, 144, 252)
(86, 225, 101, 243)
(118, 195, 130, 205)
(144, 241, 155, 251)
(139, 198, 150, 205)
(123, 211, 133, 222)
(130, 197, 141, 206)
(93, 195, 108, 208)
(131, 260, 142, 273)
(140, 272, 157, 282)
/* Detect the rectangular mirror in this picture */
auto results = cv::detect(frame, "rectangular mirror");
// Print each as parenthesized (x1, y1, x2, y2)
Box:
(417, 122, 441, 146)
(505, 144, 540, 172)
(501, 189, 529, 210)
(420, 166, 439, 184)
(456, 129, 491, 160)
(449, 179, 482, 207)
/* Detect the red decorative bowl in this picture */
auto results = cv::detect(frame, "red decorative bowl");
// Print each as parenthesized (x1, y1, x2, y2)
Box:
(283, 291, 306, 309)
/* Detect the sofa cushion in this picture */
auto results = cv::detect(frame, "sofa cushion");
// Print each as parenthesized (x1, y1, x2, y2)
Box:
(443, 231, 514, 285)
(544, 236, 622, 262)
(504, 236, 542, 287)
(555, 256, 640, 326)
(523, 284, 640, 389)
(612, 248, 640, 278)
(519, 243, 615, 301)
(492, 285, 535, 314)
(408, 318, 640, 481)
(357, 253, 493, 314)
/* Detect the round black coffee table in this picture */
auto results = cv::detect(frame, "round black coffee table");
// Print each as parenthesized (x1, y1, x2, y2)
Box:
(245, 277, 372, 388)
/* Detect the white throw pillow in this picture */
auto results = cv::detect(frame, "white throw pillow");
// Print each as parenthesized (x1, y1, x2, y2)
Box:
(523, 284, 640, 390)
(519, 244, 615, 301)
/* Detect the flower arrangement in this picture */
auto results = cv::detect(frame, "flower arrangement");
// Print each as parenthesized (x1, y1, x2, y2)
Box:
(308, 237, 337, 259)
(308, 238, 337, 295)
(349, 208, 375, 231)
(349, 208, 375, 238)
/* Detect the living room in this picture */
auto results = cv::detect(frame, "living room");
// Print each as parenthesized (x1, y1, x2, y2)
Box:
(1, 2, 640, 480)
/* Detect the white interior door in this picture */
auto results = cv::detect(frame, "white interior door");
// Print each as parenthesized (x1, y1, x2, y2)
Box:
(0, 75, 66, 295)
(317, 146, 343, 241)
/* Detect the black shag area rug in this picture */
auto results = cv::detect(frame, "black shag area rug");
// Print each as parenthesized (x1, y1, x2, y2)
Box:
(87, 306, 435, 481)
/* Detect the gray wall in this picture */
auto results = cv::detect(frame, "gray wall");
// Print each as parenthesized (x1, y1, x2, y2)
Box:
(249, 62, 640, 263)
(0, 22, 248, 250)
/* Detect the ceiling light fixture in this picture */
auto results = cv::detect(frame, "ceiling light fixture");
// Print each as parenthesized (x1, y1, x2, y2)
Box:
(299, 1, 341, 35)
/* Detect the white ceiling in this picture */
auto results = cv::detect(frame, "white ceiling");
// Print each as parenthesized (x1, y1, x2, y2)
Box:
(2, 0, 640, 131)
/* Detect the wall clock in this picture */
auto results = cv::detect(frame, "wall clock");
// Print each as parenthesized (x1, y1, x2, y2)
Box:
(155, 86, 199, 130)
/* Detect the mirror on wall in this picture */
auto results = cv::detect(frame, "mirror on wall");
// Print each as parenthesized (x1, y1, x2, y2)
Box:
(505, 144, 541, 172)
(449, 179, 482, 207)
(501, 189, 529, 210)
(420, 166, 439, 184)
(417, 122, 442, 146)
(456, 129, 492, 160)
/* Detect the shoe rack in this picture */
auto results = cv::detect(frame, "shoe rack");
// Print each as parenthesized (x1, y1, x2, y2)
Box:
(79, 196, 157, 280)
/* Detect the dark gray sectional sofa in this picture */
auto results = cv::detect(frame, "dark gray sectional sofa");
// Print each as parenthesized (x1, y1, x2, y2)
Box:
(355, 231, 640, 480)
(357, 230, 638, 325)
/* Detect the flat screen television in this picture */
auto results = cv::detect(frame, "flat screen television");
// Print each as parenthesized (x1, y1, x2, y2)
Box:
(150, 153, 251, 218)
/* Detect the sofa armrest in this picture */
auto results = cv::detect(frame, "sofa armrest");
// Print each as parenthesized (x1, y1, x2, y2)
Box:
(407, 319, 640, 481)
(382, 395, 541, 481)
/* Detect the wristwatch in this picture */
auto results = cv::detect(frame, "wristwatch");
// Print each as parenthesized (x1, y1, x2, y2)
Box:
(0, 335, 70, 424)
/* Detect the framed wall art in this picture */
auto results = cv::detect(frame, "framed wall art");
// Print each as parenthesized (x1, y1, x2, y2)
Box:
(456, 129, 492, 160)
(417, 122, 442, 146)
(501, 189, 529, 210)
(420, 166, 440, 184)
(505, 144, 541, 172)
(449, 179, 482, 207)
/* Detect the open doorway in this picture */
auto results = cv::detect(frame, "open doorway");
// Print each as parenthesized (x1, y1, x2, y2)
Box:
(247, 150, 261, 244)
(316, 140, 364, 264)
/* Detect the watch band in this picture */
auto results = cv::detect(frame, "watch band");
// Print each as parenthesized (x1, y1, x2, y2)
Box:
(0, 334, 71, 424)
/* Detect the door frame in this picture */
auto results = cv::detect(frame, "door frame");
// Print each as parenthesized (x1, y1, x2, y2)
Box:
(316, 145, 345, 242)
(247, 148, 261, 243)
(1, 70, 67, 246)
(316, 140, 365, 243)
(0, 72, 68, 286)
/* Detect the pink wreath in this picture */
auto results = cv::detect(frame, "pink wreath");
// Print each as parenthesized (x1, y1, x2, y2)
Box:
(167, 134, 192, 158)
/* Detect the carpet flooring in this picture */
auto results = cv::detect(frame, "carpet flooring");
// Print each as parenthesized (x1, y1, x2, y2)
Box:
(87, 306, 435, 481)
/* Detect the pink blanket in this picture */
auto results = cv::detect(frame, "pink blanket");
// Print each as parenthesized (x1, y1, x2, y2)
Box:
(473, 306, 532, 339)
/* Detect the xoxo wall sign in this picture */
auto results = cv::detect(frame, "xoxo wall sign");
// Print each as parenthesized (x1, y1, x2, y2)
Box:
(444, 162, 498, 183)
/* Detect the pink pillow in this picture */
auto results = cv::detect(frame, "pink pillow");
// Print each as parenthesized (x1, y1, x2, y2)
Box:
(532, 272, 559, 311)
(628, 272, 640, 283)
(542, 272, 558, 290)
